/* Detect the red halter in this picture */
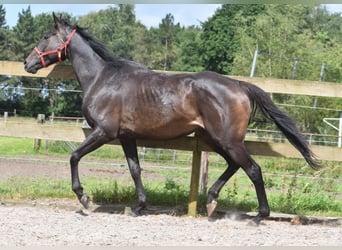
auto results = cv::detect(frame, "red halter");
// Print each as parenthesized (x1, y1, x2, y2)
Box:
(34, 29, 77, 68)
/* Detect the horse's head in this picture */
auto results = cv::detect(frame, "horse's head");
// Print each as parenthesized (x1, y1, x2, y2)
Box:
(24, 13, 76, 74)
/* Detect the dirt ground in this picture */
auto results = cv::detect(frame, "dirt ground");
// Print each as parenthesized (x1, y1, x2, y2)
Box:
(0, 156, 341, 246)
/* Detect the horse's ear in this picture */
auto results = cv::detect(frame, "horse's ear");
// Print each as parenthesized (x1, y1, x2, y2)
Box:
(53, 12, 60, 26)
(53, 12, 66, 30)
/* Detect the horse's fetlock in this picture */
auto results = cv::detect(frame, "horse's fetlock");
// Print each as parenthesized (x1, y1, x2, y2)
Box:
(207, 188, 219, 202)
(259, 208, 270, 218)
(72, 184, 83, 194)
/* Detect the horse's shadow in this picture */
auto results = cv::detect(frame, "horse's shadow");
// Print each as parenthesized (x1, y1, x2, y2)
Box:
(84, 203, 342, 227)
(87, 202, 255, 222)
(89, 203, 186, 217)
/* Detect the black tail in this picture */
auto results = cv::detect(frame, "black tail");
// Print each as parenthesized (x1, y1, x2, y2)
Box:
(240, 81, 321, 169)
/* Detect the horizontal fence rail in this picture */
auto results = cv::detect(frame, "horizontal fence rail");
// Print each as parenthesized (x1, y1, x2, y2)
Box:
(1, 60, 342, 98)
(0, 60, 341, 216)
(0, 121, 341, 162)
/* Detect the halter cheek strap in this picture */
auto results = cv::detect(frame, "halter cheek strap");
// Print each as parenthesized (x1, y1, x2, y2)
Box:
(34, 29, 77, 68)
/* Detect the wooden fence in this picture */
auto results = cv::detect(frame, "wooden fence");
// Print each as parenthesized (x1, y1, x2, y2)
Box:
(1, 60, 342, 97)
(0, 61, 342, 216)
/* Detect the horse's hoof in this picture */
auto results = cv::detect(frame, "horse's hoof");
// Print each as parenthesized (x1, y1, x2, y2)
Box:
(247, 216, 263, 227)
(133, 205, 146, 216)
(206, 200, 217, 217)
(247, 219, 260, 227)
(124, 206, 138, 217)
(80, 194, 90, 209)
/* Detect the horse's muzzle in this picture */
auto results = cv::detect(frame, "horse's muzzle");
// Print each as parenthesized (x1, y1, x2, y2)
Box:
(24, 59, 39, 74)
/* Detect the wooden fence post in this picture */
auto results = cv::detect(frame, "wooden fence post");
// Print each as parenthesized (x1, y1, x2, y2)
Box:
(200, 151, 209, 194)
(34, 114, 45, 151)
(188, 136, 202, 217)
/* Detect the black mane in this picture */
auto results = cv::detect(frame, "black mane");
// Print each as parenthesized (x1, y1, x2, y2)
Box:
(75, 25, 122, 65)
(62, 18, 147, 69)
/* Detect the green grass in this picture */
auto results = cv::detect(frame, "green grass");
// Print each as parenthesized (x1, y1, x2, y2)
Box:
(0, 136, 125, 158)
(0, 137, 39, 156)
(0, 136, 341, 217)
(0, 177, 74, 199)
(0, 175, 340, 217)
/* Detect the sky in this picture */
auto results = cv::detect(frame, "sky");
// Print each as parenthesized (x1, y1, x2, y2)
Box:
(2, 4, 341, 29)
(3, 4, 222, 28)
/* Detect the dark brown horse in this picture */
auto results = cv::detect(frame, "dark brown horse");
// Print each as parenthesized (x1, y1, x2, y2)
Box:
(24, 14, 320, 224)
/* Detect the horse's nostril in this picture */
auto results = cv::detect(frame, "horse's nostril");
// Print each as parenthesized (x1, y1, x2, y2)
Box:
(24, 60, 27, 65)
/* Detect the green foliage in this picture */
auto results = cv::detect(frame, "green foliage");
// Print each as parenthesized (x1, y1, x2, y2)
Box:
(0, 135, 39, 155)
(48, 80, 83, 117)
(90, 178, 190, 208)
(157, 13, 180, 70)
(0, 5, 6, 28)
(231, 4, 342, 83)
(0, 177, 73, 199)
(91, 179, 137, 204)
(0, 4, 341, 135)
(78, 5, 136, 59)
(270, 178, 342, 215)
(173, 26, 204, 72)
(201, 4, 266, 74)
(0, 5, 12, 61)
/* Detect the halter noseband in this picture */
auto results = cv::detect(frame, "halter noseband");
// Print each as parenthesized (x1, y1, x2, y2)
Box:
(34, 29, 77, 68)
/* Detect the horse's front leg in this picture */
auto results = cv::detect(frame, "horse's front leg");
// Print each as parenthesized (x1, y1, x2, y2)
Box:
(120, 138, 147, 215)
(70, 127, 111, 209)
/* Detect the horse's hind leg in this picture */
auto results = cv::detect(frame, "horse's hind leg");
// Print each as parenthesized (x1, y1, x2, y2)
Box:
(205, 137, 270, 224)
(226, 143, 270, 224)
(120, 139, 147, 215)
(206, 159, 239, 217)
(197, 130, 241, 216)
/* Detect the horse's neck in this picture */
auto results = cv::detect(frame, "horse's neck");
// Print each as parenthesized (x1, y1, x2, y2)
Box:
(68, 33, 106, 93)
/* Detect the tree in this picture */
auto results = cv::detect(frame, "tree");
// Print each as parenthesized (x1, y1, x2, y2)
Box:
(131, 22, 153, 66)
(8, 7, 50, 117)
(0, 4, 6, 28)
(158, 13, 180, 70)
(12, 6, 36, 61)
(308, 6, 342, 83)
(78, 4, 136, 59)
(49, 80, 83, 117)
(200, 4, 266, 74)
(173, 26, 204, 72)
(0, 4, 10, 99)
(0, 5, 14, 61)
(144, 13, 181, 71)
(229, 4, 342, 135)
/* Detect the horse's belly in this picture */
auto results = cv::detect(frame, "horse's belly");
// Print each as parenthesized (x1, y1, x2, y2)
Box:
(119, 118, 202, 140)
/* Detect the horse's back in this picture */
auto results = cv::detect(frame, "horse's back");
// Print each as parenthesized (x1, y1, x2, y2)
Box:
(103, 66, 252, 140)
